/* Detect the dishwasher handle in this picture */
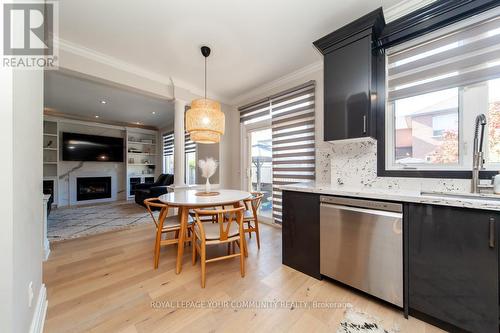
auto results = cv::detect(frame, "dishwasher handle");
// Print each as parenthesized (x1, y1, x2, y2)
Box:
(320, 202, 403, 219)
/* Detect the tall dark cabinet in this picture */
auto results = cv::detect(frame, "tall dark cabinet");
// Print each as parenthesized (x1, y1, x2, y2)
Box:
(281, 190, 321, 279)
(314, 8, 385, 141)
(408, 203, 499, 333)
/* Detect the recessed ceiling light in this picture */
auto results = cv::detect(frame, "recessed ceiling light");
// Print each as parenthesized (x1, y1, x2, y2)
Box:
(100, 100, 107, 104)
(95, 115, 100, 118)
(152, 111, 156, 115)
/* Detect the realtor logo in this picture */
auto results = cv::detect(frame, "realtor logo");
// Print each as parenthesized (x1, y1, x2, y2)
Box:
(2, 1, 58, 68)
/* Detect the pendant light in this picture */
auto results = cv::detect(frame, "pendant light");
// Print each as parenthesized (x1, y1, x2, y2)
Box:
(185, 46, 225, 144)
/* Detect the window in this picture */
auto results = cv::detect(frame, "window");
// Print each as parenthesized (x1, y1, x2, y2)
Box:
(239, 81, 315, 224)
(393, 88, 459, 166)
(185, 132, 196, 185)
(248, 128, 273, 219)
(162, 132, 174, 174)
(385, 9, 500, 173)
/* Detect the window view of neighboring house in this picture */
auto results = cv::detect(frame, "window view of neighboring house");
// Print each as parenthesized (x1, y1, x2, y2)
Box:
(391, 78, 500, 170)
(394, 88, 459, 165)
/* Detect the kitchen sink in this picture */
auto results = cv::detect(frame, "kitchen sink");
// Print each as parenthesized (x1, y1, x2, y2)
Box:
(420, 191, 500, 201)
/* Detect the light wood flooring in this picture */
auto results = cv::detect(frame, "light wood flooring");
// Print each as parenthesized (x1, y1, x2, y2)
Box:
(43, 223, 445, 333)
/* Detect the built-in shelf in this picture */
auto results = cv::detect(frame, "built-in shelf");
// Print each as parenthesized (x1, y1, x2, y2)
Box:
(43, 120, 59, 204)
(126, 128, 159, 199)
(128, 141, 156, 145)
(127, 152, 157, 156)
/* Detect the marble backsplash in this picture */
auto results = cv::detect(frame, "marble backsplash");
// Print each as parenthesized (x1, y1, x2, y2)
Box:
(317, 139, 471, 193)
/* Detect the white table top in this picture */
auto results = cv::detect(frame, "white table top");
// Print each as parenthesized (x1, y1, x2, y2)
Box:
(158, 189, 251, 207)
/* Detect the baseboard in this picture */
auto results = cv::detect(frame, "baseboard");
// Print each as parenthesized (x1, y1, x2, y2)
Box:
(44, 245, 51, 261)
(29, 284, 48, 333)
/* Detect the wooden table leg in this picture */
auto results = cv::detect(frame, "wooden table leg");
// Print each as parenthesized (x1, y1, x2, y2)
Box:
(176, 206, 189, 274)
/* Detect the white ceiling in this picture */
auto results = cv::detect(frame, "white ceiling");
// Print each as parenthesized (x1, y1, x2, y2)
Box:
(44, 71, 174, 127)
(58, 0, 402, 104)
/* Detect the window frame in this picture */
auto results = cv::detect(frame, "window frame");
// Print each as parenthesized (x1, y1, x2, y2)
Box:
(377, 1, 500, 179)
(184, 150, 197, 185)
(378, 81, 498, 179)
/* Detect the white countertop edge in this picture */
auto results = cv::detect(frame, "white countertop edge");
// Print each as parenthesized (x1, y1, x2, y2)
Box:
(280, 182, 500, 211)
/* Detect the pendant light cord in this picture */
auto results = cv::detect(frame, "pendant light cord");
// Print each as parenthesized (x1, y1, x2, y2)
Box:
(204, 56, 207, 99)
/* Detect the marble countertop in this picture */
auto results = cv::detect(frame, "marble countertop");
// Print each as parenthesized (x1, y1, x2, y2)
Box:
(280, 182, 500, 211)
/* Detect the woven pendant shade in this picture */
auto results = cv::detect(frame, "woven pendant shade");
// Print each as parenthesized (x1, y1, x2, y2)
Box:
(185, 98, 225, 144)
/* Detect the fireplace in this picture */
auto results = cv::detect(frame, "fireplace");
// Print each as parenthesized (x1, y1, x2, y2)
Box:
(76, 177, 112, 201)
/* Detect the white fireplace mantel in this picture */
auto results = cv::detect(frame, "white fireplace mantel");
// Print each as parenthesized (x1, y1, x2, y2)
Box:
(69, 171, 117, 206)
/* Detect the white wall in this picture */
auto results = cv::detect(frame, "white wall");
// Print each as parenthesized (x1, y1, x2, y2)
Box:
(219, 103, 241, 189)
(0, 57, 15, 333)
(0, 66, 44, 332)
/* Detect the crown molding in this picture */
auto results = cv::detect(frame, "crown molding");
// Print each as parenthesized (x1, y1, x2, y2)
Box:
(230, 61, 323, 106)
(54, 38, 229, 104)
(44, 108, 158, 131)
(383, 0, 437, 22)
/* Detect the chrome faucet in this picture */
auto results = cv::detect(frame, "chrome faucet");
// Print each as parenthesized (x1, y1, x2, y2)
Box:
(471, 114, 487, 193)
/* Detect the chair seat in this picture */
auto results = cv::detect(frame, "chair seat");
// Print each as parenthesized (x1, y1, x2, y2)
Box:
(161, 214, 193, 230)
(195, 222, 240, 240)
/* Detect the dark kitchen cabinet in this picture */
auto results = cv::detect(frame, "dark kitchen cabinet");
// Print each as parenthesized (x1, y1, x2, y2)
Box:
(282, 190, 321, 279)
(408, 203, 499, 333)
(314, 8, 384, 141)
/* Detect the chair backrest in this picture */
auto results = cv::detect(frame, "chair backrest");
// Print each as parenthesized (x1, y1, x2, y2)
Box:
(143, 198, 169, 229)
(154, 174, 168, 186)
(194, 207, 244, 241)
(244, 192, 264, 215)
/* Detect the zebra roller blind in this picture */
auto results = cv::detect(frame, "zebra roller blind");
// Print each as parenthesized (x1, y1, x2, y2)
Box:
(163, 131, 174, 157)
(271, 81, 315, 224)
(387, 11, 500, 102)
(185, 132, 196, 153)
(238, 99, 271, 124)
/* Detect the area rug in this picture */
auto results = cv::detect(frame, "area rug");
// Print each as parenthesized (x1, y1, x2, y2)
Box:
(48, 201, 157, 242)
(337, 308, 399, 333)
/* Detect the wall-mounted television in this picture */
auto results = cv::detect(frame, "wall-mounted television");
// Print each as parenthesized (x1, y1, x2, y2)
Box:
(62, 132, 124, 162)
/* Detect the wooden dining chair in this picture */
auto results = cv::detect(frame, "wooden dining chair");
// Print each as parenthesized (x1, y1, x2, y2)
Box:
(144, 198, 194, 269)
(242, 192, 264, 249)
(189, 207, 217, 223)
(191, 206, 245, 288)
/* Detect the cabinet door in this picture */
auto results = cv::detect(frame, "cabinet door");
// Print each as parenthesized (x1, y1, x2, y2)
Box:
(282, 191, 320, 279)
(324, 35, 371, 141)
(409, 204, 499, 333)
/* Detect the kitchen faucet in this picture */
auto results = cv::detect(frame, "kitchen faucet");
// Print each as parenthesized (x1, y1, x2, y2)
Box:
(471, 114, 487, 193)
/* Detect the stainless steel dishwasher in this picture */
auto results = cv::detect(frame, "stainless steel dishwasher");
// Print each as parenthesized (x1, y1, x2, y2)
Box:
(320, 196, 403, 307)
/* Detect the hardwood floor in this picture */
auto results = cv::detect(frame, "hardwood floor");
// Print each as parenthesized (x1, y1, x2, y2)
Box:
(44, 223, 444, 333)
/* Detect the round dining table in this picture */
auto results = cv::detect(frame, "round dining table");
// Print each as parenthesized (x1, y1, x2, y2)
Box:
(158, 189, 251, 274)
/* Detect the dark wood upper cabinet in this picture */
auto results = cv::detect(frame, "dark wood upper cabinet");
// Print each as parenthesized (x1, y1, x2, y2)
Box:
(314, 8, 385, 141)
